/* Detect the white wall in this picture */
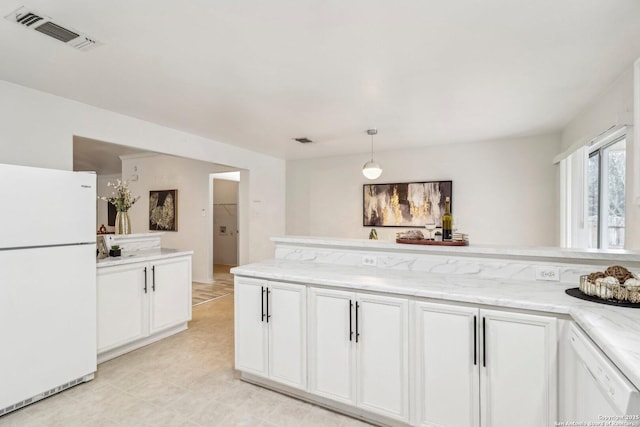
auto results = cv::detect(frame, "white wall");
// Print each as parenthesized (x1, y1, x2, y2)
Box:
(119, 154, 235, 282)
(560, 66, 639, 249)
(213, 179, 239, 266)
(561, 68, 633, 152)
(0, 79, 285, 263)
(287, 133, 561, 246)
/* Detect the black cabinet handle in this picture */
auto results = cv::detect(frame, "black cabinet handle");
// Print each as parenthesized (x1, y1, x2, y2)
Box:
(355, 302, 360, 343)
(482, 317, 486, 368)
(261, 286, 265, 322)
(266, 288, 271, 323)
(349, 300, 353, 341)
(152, 266, 156, 291)
(473, 315, 477, 366)
(143, 267, 148, 293)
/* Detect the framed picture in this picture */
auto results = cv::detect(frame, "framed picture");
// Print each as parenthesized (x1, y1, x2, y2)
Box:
(363, 181, 452, 227)
(97, 235, 110, 257)
(149, 189, 178, 231)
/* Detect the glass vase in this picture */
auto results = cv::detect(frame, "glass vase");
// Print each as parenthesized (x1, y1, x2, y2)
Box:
(115, 211, 131, 235)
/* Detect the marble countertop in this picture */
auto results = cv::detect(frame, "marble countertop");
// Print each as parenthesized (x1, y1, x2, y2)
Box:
(273, 236, 640, 264)
(106, 232, 166, 239)
(232, 259, 640, 390)
(97, 248, 193, 268)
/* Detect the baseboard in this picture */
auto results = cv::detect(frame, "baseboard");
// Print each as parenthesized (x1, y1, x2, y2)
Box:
(193, 277, 215, 284)
(97, 323, 188, 364)
(239, 372, 409, 427)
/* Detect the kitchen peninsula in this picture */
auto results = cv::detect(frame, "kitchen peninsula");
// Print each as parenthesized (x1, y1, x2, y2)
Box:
(96, 233, 193, 363)
(232, 236, 640, 427)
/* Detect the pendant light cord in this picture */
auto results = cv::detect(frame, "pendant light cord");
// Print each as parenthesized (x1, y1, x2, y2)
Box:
(370, 133, 374, 162)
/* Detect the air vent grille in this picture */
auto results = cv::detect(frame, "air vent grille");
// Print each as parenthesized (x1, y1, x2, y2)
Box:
(5, 6, 101, 51)
(34, 21, 79, 42)
(294, 137, 313, 144)
(16, 12, 42, 26)
(0, 375, 89, 417)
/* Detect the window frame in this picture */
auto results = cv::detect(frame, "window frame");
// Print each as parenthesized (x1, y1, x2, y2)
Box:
(587, 133, 626, 249)
(559, 126, 627, 249)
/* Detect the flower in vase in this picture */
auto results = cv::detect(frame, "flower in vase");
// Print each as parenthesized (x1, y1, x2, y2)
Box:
(99, 179, 140, 212)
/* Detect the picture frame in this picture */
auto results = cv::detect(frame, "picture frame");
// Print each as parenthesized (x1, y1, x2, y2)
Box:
(149, 189, 178, 231)
(363, 181, 452, 227)
(97, 235, 110, 257)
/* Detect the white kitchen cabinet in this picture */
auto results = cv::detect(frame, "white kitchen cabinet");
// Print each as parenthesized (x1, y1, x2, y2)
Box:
(414, 301, 479, 427)
(480, 309, 557, 427)
(308, 288, 409, 422)
(308, 287, 356, 405)
(149, 256, 192, 334)
(234, 277, 307, 389)
(97, 255, 192, 362)
(235, 277, 268, 376)
(413, 303, 557, 427)
(97, 262, 148, 351)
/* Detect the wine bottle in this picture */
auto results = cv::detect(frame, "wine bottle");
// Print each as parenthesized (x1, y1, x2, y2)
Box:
(442, 196, 453, 240)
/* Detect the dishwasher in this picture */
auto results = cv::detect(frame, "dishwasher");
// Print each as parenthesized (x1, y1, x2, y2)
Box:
(568, 323, 640, 422)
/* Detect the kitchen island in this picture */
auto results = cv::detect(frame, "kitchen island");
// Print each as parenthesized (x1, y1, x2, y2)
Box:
(97, 236, 193, 363)
(232, 236, 640, 427)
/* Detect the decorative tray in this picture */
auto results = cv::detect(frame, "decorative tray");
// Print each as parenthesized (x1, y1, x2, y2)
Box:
(396, 238, 469, 246)
(565, 288, 640, 308)
(578, 274, 640, 302)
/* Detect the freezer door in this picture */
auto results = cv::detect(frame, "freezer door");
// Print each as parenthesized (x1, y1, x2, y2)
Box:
(0, 163, 96, 248)
(0, 245, 97, 410)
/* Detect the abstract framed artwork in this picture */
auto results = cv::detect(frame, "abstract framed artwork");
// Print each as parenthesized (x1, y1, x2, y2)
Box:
(363, 181, 452, 227)
(149, 189, 178, 231)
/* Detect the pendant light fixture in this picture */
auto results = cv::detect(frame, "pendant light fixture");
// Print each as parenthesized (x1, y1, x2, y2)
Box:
(362, 129, 382, 180)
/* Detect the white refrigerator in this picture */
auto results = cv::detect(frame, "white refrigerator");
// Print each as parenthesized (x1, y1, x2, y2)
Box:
(0, 163, 97, 416)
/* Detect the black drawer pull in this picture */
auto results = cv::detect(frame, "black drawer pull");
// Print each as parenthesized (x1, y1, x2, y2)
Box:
(473, 315, 477, 366)
(349, 300, 353, 341)
(266, 289, 271, 323)
(355, 302, 360, 343)
(482, 317, 487, 368)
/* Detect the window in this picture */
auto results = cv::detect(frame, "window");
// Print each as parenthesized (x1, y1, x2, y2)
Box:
(586, 137, 626, 249)
(559, 126, 627, 249)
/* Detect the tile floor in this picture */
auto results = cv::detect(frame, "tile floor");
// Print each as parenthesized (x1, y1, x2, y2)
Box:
(192, 265, 235, 306)
(0, 292, 372, 426)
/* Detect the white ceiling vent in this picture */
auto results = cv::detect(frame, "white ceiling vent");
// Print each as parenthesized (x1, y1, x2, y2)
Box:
(4, 6, 101, 51)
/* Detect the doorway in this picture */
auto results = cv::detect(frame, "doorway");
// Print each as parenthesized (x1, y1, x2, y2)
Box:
(212, 172, 240, 270)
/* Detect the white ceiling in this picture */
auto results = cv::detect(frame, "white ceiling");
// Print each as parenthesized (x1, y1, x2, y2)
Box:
(73, 136, 148, 174)
(3, 0, 640, 160)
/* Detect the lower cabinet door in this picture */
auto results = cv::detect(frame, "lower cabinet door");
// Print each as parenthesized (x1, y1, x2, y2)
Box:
(97, 262, 148, 352)
(149, 256, 192, 334)
(308, 287, 357, 405)
(357, 293, 409, 422)
(414, 301, 480, 427)
(234, 277, 268, 376)
(480, 309, 557, 427)
(267, 281, 307, 389)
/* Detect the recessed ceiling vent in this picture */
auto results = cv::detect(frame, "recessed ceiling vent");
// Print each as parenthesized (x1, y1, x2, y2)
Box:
(293, 137, 313, 144)
(5, 6, 101, 51)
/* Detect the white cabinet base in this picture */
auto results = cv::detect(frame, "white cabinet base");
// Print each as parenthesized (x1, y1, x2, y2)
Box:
(239, 372, 408, 427)
(97, 255, 192, 364)
(98, 322, 188, 364)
